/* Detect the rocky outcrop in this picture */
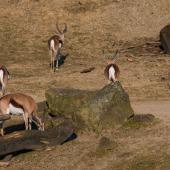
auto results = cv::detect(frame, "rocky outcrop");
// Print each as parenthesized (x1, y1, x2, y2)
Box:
(45, 82, 134, 132)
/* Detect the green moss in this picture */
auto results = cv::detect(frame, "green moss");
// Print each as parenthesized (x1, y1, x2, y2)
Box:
(71, 112, 87, 132)
(45, 88, 96, 116)
(45, 82, 134, 133)
(123, 114, 156, 129)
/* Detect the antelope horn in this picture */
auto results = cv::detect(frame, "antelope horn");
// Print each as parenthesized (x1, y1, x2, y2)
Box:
(55, 22, 62, 34)
(112, 49, 119, 61)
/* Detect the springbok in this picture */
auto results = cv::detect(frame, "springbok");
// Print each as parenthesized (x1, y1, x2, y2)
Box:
(0, 65, 10, 96)
(0, 93, 44, 136)
(104, 50, 120, 83)
(48, 22, 67, 72)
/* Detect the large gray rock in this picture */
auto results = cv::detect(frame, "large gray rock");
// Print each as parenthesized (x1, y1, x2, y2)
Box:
(160, 24, 170, 53)
(45, 82, 134, 132)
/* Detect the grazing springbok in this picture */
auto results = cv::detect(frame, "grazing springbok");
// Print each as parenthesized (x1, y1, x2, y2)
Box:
(0, 65, 10, 96)
(0, 93, 44, 136)
(48, 22, 67, 72)
(104, 50, 120, 83)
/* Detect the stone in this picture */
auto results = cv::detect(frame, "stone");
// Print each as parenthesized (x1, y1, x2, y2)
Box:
(45, 88, 97, 117)
(45, 82, 134, 132)
(160, 24, 170, 53)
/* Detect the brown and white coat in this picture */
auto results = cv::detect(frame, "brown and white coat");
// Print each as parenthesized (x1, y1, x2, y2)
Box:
(104, 63, 120, 82)
(0, 93, 44, 136)
(48, 23, 67, 72)
(0, 65, 10, 96)
(104, 50, 120, 83)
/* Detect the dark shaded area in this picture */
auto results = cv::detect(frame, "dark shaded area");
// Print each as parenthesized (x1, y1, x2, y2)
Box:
(4, 121, 40, 135)
(50, 53, 69, 69)
(61, 133, 77, 145)
(4, 123, 25, 134)
(55, 53, 69, 67)
(159, 44, 165, 51)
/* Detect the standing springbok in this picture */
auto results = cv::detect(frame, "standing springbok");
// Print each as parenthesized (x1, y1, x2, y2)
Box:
(48, 22, 67, 72)
(0, 93, 44, 136)
(104, 50, 120, 83)
(0, 65, 10, 96)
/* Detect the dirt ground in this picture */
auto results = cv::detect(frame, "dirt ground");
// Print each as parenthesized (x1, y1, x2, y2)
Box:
(1, 0, 170, 169)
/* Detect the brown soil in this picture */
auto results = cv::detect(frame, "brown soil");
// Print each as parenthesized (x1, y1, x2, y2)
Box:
(1, 0, 170, 169)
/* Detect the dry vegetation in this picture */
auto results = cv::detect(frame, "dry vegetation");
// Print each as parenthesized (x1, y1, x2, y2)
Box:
(1, 0, 170, 101)
(1, 0, 170, 169)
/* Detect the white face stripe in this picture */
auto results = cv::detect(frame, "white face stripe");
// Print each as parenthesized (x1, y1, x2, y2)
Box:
(9, 103, 24, 115)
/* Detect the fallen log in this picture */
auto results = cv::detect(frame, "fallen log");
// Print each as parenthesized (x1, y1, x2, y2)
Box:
(0, 120, 74, 161)
(0, 115, 11, 121)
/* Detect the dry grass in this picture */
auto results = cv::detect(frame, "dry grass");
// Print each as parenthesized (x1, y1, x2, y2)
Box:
(1, 0, 170, 169)
(0, 0, 170, 102)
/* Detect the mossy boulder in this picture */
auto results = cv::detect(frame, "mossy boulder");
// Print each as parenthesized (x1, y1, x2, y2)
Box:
(45, 88, 97, 116)
(45, 82, 134, 132)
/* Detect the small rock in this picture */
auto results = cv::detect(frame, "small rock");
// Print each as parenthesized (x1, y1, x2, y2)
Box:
(161, 76, 166, 81)
(127, 58, 134, 62)
(130, 114, 155, 123)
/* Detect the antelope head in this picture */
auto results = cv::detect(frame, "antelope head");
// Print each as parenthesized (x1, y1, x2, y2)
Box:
(55, 22, 67, 45)
(38, 122, 44, 131)
(31, 116, 45, 131)
(104, 49, 120, 65)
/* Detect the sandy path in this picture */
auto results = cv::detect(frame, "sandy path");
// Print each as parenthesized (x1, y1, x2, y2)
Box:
(132, 100, 170, 123)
